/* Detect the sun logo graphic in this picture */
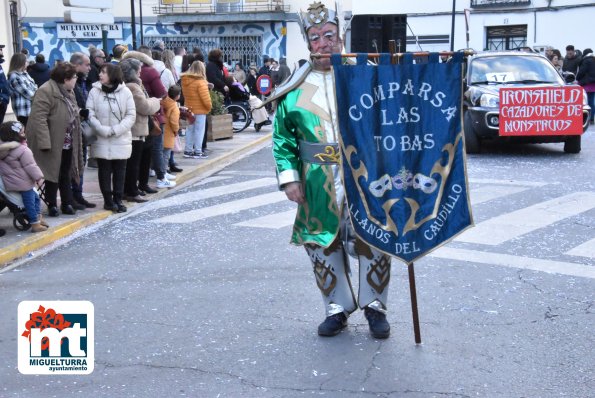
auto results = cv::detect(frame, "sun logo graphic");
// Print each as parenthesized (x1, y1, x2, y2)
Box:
(18, 301, 94, 375)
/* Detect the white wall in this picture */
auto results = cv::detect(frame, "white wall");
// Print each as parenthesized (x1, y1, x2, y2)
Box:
(20, 0, 342, 18)
(20, 0, 157, 18)
(353, 0, 594, 14)
(17, 0, 594, 59)
(1, 1, 14, 118)
(350, 0, 594, 53)
(1, 1, 13, 52)
(285, 22, 310, 72)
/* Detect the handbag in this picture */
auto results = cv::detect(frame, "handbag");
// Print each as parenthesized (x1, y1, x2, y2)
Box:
(179, 107, 195, 124)
(148, 114, 162, 136)
(173, 135, 183, 153)
(80, 120, 97, 145)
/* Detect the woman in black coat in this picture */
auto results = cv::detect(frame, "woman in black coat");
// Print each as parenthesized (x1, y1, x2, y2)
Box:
(205, 48, 228, 96)
(577, 48, 595, 124)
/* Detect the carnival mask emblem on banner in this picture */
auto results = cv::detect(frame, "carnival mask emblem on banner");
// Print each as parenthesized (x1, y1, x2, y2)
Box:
(331, 52, 473, 264)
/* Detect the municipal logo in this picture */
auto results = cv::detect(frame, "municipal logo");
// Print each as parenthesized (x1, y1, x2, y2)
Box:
(18, 301, 94, 375)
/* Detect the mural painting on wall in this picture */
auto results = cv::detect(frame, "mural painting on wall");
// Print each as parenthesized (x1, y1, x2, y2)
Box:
(21, 21, 286, 67)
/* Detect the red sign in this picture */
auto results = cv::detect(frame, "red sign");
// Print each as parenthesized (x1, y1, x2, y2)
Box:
(499, 86, 584, 136)
(256, 75, 272, 95)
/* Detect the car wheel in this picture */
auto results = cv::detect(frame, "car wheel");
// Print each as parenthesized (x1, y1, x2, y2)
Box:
(463, 112, 480, 154)
(563, 135, 581, 154)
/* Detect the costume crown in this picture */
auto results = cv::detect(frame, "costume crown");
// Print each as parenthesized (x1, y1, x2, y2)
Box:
(299, 1, 339, 34)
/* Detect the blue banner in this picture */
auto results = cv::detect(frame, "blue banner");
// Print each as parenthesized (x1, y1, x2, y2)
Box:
(331, 52, 473, 264)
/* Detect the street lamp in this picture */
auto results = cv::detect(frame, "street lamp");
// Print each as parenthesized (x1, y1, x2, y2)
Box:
(130, 0, 137, 50)
(450, 0, 456, 52)
(139, 0, 144, 46)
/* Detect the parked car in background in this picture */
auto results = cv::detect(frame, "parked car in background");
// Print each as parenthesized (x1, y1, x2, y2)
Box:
(463, 51, 591, 153)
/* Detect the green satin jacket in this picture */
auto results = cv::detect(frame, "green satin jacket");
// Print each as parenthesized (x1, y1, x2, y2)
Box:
(272, 69, 343, 247)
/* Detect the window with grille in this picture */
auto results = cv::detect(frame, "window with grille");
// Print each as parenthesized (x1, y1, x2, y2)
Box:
(486, 25, 527, 51)
(145, 35, 263, 67)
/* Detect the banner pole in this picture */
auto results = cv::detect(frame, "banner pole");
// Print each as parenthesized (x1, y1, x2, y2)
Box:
(408, 262, 422, 344)
(388, 40, 397, 63)
(388, 39, 422, 345)
(311, 50, 474, 60)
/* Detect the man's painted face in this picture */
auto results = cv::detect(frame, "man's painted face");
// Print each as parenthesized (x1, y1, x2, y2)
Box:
(307, 22, 341, 71)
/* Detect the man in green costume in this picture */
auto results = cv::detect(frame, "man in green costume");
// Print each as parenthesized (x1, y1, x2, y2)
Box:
(271, 1, 392, 338)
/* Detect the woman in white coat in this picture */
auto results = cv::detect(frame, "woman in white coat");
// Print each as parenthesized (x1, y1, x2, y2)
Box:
(86, 63, 136, 212)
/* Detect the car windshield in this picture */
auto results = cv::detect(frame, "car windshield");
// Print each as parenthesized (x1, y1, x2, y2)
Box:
(468, 55, 563, 85)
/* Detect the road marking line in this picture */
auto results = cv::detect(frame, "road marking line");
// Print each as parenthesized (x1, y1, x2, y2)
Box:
(468, 178, 549, 187)
(429, 247, 595, 279)
(219, 170, 276, 176)
(471, 185, 529, 205)
(140, 177, 277, 213)
(151, 191, 287, 224)
(232, 185, 530, 229)
(565, 237, 595, 258)
(234, 209, 296, 229)
(456, 192, 595, 245)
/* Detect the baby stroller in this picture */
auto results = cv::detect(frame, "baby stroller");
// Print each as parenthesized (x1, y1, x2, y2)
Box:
(0, 175, 32, 231)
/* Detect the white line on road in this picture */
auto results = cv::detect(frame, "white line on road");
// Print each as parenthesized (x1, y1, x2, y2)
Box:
(429, 247, 595, 279)
(468, 178, 549, 187)
(139, 177, 278, 213)
(456, 192, 595, 245)
(470, 185, 530, 205)
(151, 191, 287, 224)
(218, 170, 276, 177)
(565, 237, 595, 258)
(234, 209, 296, 229)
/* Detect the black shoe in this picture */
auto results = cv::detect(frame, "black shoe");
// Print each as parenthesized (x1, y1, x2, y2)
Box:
(48, 206, 59, 217)
(115, 202, 127, 213)
(60, 205, 76, 215)
(317, 313, 348, 337)
(103, 203, 118, 212)
(138, 190, 146, 196)
(75, 197, 97, 208)
(364, 307, 390, 339)
(72, 201, 86, 211)
(125, 195, 148, 203)
(139, 185, 158, 194)
(169, 165, 183, 173)
(0, 228, 6, 237)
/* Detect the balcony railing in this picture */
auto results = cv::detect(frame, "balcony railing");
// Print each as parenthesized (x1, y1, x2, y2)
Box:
(470, 0, 531, 8)
(153, 0, 289, 15)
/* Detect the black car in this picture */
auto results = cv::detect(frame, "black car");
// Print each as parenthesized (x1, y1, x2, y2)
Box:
(463, 51, 591, 153)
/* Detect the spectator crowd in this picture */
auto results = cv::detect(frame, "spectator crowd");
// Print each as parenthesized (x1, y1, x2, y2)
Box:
(0, 41, 286, 236)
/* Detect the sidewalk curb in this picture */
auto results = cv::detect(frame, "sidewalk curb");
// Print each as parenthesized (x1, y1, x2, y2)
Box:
(175, 133, 272, 186)
(0, 133, 272, 268)
(0, 211, 112, 268)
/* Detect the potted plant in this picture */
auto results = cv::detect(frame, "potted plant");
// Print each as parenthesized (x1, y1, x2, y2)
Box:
(207, 90, 233, 141)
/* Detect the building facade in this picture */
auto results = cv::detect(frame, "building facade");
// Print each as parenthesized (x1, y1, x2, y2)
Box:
(17, 0, 321, 69)
(353, 0, 594, 55)
(12, 0, 595, 70)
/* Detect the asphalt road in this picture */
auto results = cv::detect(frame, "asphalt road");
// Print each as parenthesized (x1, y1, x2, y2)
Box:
(1, 127, 594, 397)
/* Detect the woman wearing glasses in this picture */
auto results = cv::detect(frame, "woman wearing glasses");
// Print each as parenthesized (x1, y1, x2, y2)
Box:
(26, 62, 84, 217)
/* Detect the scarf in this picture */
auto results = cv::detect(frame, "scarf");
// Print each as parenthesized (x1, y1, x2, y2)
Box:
(101, 84, 118, 94)
(57, 83, 77, 150)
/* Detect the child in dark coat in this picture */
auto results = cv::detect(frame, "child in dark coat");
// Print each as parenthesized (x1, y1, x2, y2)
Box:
(0, 121, 47, 232)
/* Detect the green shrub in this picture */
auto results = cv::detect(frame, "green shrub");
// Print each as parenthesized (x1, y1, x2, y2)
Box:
(209, 90, 227, 115)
